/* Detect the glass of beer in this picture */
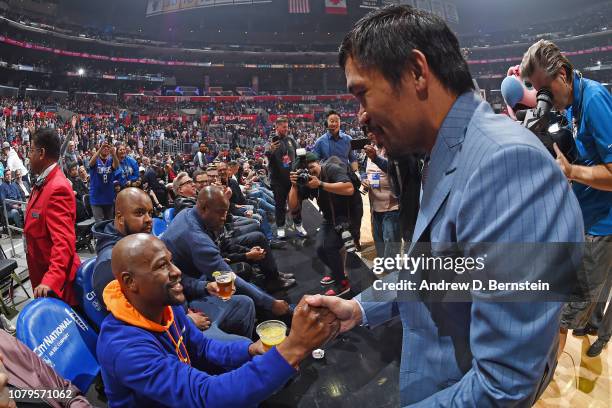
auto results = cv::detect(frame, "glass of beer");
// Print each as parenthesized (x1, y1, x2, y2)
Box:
(256, 320, 287, 351)
(213, 271, 235, 301)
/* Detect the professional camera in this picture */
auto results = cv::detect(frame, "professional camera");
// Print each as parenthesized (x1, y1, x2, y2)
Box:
(334, 223, 356, 253)
(295, 168, 311, 186)
(516, 88, 578, 163)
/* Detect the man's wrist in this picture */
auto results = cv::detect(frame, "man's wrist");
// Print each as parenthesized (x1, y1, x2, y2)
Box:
(319, 180, 325, 190)
(276, 336, 308, 368)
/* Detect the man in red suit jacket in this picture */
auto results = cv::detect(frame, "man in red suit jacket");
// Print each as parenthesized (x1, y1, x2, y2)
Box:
(24, 127, 80, 306)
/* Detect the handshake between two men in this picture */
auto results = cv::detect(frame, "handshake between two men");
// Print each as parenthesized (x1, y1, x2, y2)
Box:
(273, 295, 362, 365)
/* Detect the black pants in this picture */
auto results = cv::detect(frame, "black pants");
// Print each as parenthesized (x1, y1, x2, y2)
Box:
(272, 182, 301, 228)
(229, 231, 279, 280)
(315, 223, 345, 283)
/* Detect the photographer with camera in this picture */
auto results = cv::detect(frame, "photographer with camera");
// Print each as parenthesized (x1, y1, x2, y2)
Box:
(266, 116, 307, 238)
(521, 39, 612, 356)
(288, 152, 356, 296)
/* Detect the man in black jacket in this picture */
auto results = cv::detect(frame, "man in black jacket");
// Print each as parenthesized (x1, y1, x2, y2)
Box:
(266, 117, 306, 239)
(173, 172, 197, 216)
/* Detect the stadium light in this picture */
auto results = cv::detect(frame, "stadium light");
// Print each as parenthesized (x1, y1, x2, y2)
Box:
(77, 68, 85, 76)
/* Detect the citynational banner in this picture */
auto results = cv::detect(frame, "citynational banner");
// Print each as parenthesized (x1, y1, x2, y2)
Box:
(145, 0, 271, 17)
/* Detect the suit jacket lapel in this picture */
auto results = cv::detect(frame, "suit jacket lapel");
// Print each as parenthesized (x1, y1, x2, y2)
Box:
(409, 92, 482, 248)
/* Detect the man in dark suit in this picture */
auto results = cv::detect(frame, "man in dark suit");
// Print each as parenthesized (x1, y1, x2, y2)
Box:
(12, 169, 30, 201)
(24, 127, 80, 306)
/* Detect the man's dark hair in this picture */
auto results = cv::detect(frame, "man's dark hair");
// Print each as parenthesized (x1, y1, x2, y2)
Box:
(338, 5, 474, 95)
(326, 110, 340, 119)
(193, 169, 206, 180)
(275, 116, 289, 124)
(67, 162, 78, 172)
(295, 152, 319, 169)
(32, 128, 61, 160)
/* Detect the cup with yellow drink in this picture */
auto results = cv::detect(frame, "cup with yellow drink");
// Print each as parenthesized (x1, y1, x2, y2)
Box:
(256, 320, 287, 351)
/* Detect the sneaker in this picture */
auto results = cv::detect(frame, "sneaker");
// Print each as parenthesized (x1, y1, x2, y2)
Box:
(324, 281, 351, 297)
(295, 224, 308, 237)
(586, 338, 608, 357)
(277, 227, 285, 239)
(320, 276, 335, 285)
(0, 314, 16, 335)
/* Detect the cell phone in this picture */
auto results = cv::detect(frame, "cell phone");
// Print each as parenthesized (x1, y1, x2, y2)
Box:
(350, 138, 370, 150)
(271, 135, 280, 143)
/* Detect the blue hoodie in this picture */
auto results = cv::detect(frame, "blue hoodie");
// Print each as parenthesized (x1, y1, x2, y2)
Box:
(97, 281, 296, 408)
(92, 220, 123, 302)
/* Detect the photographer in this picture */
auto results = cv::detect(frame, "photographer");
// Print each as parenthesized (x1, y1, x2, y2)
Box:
(266, 116, 307, 238)
(288, 152, 356, 296)
(521, 39, 612, 356)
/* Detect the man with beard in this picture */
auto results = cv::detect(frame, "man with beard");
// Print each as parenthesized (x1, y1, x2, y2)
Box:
(96, 234, 339, 407)
(266, 116, 307, 238)
(93, 188, 255, 341)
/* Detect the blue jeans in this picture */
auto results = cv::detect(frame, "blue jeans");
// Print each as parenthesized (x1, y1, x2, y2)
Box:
(249, 189, 274, 205)
(255, 197, 276, 215)
(235, 206, 274, 240)
(372, 210, 401, 258)
(188, 294, 255, 341)
(234, 275, 276, 311)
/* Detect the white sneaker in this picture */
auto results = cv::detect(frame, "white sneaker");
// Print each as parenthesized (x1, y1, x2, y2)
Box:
(277, 227, 285, 239)
(295, 224, 308, 237)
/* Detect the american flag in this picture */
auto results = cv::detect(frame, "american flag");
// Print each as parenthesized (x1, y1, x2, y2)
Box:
(289, 0, 310, 13)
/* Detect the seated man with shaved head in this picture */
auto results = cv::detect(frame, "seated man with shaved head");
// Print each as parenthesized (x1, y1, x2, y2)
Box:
(92, 188, 255, 341)
(97, 234, 339, 408)
(162, 186, 293, 317)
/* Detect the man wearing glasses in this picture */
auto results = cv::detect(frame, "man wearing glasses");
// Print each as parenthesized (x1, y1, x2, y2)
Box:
(173, 172, 197, 216)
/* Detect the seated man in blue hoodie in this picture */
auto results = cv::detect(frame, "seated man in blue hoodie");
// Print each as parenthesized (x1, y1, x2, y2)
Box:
(162, 186, 295, 317)
(93, 187, 255, 341)
(97, 233, 339, 408)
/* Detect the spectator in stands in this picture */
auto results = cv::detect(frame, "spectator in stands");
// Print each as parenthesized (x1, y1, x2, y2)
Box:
(363, 132, 401, 263)
(521, 39, 612, 357)
(143, 163, 168, 209)
(2, 142, 28, 183)
(194, 143, 208, 171)
(92, 188, 255, 341)
(266, 117, 307, 239)
(67, 163, 89, 222)
(288, 153, 355, 296)
(115, 143, 140, 188)
(88, 141, 118, 221)
(24, 127, 80, 305)
(162, 186, 295, 316)
(97, 233, 338, 407)
(0, 330, 92, 408)
(78, 165, 89, 186)
(63, 141, 79, 170)
(193, 169, 209, 194)
(0, 170, 23, 229)
(173, 171, 197, 216)
(13, 169, 30, 201)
